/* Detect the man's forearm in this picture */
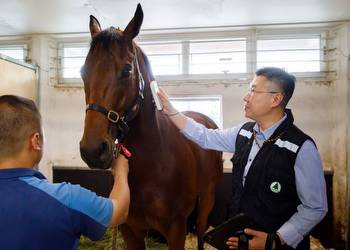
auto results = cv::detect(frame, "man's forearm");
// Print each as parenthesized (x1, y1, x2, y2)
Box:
(109, 157, 130, 226)
(157, 87, 189, 130)
(168, 112, 188, 130)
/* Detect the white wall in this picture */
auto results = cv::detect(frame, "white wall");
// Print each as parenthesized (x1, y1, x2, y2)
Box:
(33, 65, 336, 175)
(329, 24, 350, 247)
(16, 23, 349, 246)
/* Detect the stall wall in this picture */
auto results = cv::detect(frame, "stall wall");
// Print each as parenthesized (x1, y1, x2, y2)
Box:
(329, 24, 350, 249)
(0, 56, 37, 101)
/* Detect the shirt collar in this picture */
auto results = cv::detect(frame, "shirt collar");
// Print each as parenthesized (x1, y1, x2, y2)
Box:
(0, 168, 46, 180)
(253, 113, 287, 139)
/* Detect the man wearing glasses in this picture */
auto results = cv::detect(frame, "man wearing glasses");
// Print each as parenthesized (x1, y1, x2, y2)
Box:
(158, 67, 327, 250)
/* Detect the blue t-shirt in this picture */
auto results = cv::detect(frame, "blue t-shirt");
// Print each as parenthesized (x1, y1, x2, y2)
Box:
(0, 168, 113, 250)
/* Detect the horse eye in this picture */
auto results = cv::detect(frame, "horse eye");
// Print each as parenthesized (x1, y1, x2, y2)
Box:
(120, 64, 132, 79)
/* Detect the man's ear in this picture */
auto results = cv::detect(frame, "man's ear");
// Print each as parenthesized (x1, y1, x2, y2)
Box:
(272, 93, 284, 108)
(30, 132, 42, 151)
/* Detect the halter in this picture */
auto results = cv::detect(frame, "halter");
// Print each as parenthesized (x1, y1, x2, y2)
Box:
(85, 47, 145, 142)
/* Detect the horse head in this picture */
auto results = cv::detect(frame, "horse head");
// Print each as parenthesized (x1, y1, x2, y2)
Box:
(80, 4, 144, 169)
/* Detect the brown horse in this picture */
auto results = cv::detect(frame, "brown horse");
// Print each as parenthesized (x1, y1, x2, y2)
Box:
(79, 4, 223, 250)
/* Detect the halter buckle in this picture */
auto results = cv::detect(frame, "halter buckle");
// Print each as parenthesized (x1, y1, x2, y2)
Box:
(107, 110, 120, 123)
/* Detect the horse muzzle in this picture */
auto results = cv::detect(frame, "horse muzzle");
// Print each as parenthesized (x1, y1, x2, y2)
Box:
(79, 138, 114, 169)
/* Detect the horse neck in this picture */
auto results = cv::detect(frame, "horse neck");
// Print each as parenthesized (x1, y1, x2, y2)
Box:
(126, 47, 181, 159)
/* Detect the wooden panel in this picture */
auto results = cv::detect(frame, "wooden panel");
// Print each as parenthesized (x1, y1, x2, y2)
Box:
(0, 57, 37, 102)
(52, 167, 114, 197)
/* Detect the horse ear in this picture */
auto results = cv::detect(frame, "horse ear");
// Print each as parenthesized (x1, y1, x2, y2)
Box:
(90, 15, 102, 38)
(123, 3, 143, 40)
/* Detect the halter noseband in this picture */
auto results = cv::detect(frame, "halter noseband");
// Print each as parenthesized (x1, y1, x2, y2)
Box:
(85, 47, 145, 142)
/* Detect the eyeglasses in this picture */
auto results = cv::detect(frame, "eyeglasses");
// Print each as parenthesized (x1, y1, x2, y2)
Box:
(247, 87, 280, 95)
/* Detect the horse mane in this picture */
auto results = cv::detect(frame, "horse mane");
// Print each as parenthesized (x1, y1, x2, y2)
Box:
(136, 45, 155, 82)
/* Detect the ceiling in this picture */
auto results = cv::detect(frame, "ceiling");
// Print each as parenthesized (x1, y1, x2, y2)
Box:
(0, 0, 350, 36)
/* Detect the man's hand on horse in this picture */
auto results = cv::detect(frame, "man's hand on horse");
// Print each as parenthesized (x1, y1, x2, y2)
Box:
(158, 87, 178, 116)
(111, 153, 129, 176)
(226, 228, 268, 250)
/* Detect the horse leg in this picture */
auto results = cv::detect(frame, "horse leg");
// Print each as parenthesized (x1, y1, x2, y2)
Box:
(119, 223, 146, 250)
(165, 218, 187, 250)
(196, 186, 216, 250)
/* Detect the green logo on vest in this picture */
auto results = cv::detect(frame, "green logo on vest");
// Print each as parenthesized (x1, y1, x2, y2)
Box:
(270, 181, 281, 193)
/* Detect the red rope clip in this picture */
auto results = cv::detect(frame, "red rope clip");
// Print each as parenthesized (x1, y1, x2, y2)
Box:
(115, 143, 132, 159)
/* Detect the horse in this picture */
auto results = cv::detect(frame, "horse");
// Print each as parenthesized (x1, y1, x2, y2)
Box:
(79, 4, 223, 250)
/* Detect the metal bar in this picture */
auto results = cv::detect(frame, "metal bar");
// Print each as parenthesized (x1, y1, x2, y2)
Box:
(0, 53, 37, 70)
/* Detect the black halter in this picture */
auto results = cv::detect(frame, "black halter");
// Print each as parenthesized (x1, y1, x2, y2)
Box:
(85, 47, 145, 142)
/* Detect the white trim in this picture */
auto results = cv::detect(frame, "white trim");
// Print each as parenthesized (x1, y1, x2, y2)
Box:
(274, 139, 299, 153)
(139, 21, 349, 35)
(239, 129, 252, 139)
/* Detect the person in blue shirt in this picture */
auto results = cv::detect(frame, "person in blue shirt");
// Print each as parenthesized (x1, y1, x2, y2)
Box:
(0, 95, 130, 250)
(157, 67, 328, 250)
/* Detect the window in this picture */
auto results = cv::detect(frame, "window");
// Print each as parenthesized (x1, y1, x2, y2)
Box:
(140, 39, 247, 76)
(257, 37, 321, 72)
(140, 42, 182, 75)
(0, 44, 27, 62)
(189, 39, 246, 74)
(58, 31, 326, 84)
(61, 44, 89, 79)
(170, 96, 222, 128)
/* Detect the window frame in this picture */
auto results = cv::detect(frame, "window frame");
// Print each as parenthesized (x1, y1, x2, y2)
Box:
(256, 28, 329, 78)
(169, 95, 223, 128)
(188, 38, 247, 75)
(139, 40, 184, 76)
(56, 28, 330, 86)
(139, 31, 250, 81)
(0, 43, 28, 62)
(58, 42, 90, 85)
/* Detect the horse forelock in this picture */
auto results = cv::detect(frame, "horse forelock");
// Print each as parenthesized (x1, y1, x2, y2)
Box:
(90, 28, 124, 52)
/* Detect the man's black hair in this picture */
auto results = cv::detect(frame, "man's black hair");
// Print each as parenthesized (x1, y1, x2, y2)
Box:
(256, 67, 296, 108)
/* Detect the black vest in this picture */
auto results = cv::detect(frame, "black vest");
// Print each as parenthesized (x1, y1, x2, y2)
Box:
(230, 110, 314, 249)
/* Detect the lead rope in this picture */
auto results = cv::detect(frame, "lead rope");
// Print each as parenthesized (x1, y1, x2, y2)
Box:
(111, 144, 132, 250)
(112, 225, 118, 250)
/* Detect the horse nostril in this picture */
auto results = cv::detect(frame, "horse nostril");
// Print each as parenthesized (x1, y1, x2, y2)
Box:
(98, 141, 107, 155)
(80, 139, 112, 169)
(99, 140, 111, 162)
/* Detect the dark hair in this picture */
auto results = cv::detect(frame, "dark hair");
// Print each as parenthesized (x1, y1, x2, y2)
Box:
(256, 67, 296, 108)
(90, 28, 123, 52)
(0, 95, 41, 158)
